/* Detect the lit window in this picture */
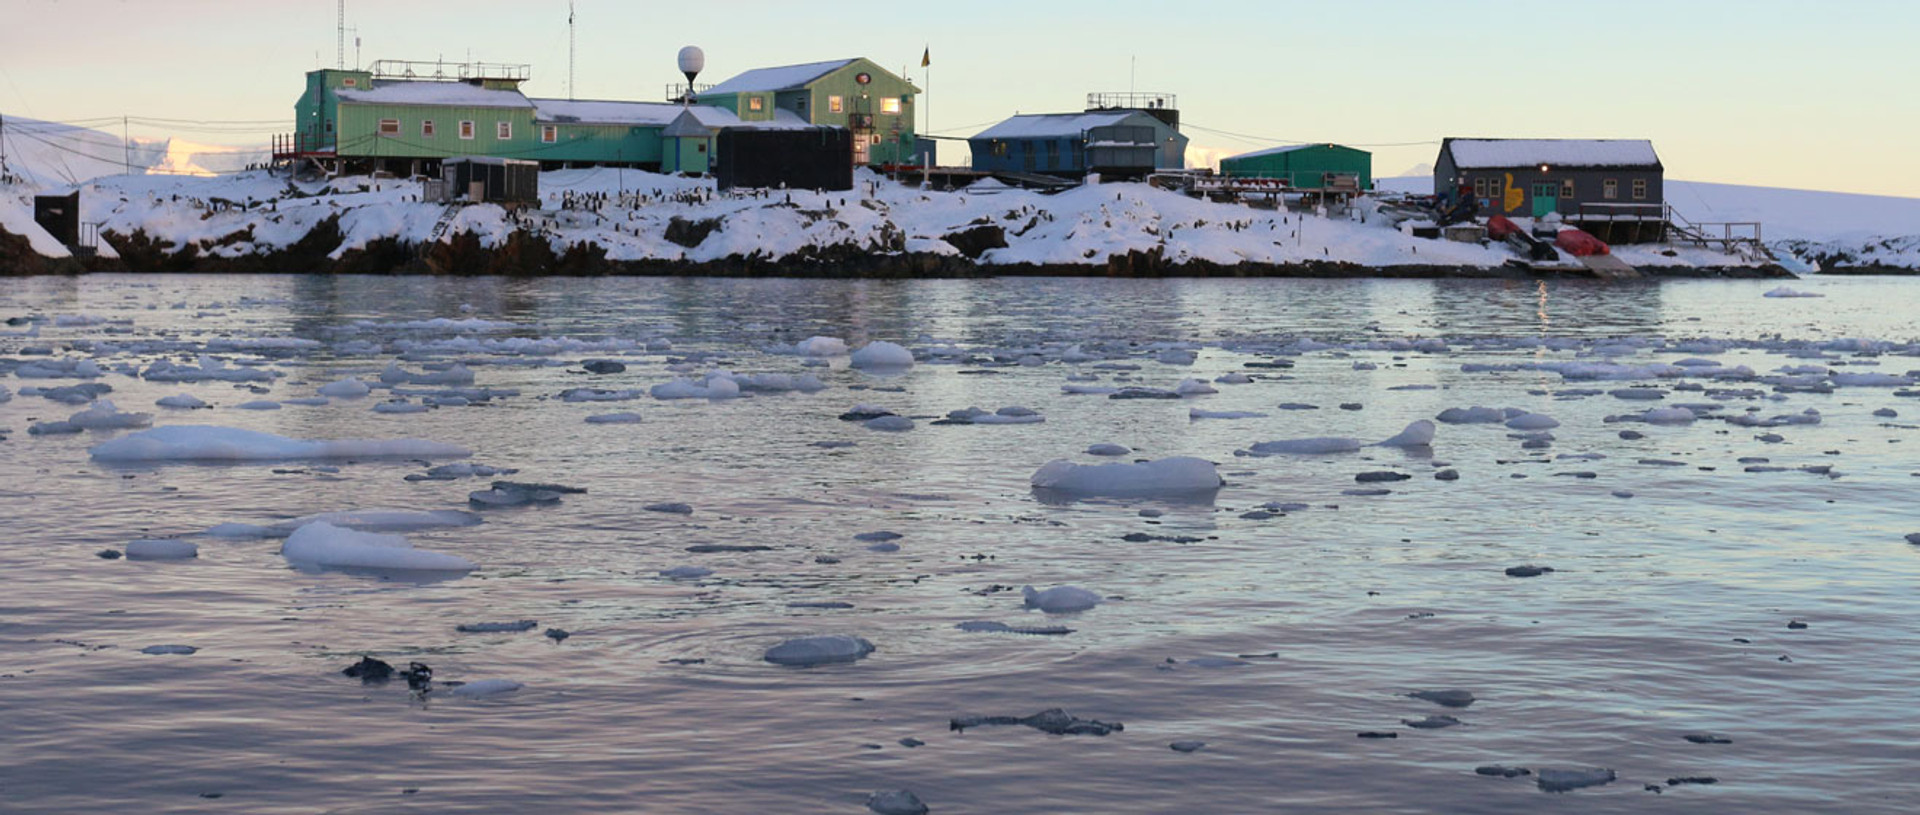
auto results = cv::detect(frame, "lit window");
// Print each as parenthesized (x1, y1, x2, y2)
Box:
(829, 95, 844, 113)
(749, 96, 764, 112)
(1603, 179, 1618, 200)
(497, 121, 512, 140)
(422, 120, 435, 137)
(1632, 178, 1648, 200)
(378, 119, 400, 135)
(459, 120, 475, 140)
(881, 97, 901, 115)
(541, 125, 557, 144)
(342, 77, 358, 88)
(1561, 179, 1574, 198)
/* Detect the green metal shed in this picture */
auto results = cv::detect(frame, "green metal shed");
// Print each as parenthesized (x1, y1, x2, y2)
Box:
(1220, 143, 1372, 190)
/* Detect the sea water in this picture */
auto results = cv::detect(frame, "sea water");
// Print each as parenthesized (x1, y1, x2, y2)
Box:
(1, 274, 1917, 813)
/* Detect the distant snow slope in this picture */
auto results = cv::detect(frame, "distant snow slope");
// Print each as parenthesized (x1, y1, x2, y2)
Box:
(0, 115, 268, 189)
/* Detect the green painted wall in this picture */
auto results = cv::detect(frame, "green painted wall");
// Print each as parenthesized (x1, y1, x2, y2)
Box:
(697, 58, 919, 166)
(662, 136, 712, 173)
(294, 69, 373, 152)
(533, 123, 664, 165)
(1220, 144, 1372, 189)
(336, 103, 537, 160)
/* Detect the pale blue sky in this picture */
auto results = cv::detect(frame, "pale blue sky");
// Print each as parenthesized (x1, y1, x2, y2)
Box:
(3, 0, 1915, 196)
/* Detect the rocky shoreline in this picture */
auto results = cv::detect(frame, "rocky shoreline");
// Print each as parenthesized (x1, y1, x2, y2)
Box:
(2, 222, 1793, 279)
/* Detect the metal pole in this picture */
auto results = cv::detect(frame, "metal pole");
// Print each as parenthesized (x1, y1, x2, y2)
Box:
(123, 116, 132, 172)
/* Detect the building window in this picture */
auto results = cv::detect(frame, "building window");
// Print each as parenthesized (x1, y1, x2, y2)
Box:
(796, 98, 807, 112)
(829, 95, 844, 113)
(342, 77, 358, 88)
(459, 120, 475, 140)
(541, 125, 557, 144)
(325, 120, 334, 134)
(378, 118, 400, 136)
(1603, 179, 1618, 200)
(881, 97, 902, 115)
(991, 141, 1008, 158)
(1472, 177, 1487, 198)
(422, 120, 436, 137)
(1632, 178, 1648, 200)
(748, 96, 764, 112)
(1561, 179, 1574, 198)
(496, 121, 512, 140)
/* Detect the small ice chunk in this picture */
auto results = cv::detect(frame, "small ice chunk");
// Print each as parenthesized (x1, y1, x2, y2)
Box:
(449, 679, 524, 699)
(1375, 420, 1435, 448)
(1031, 457, 1221, 496)
(1169, 741, 1207, 753)
(850, 341, 915, 370)
(235, 400, 282, 411)
(763, 634, 875, 666)
(126, 539, 199, 560)
(660, 566, 713, 579)
(1175, 378, 1218, 395)
(865, 415, 915, 432)
(1436, 406, 1507, 424)
(68, 401, 153, 430)
(1248, 437, 1361, 455)
(643, 502, 694, 514)
(372, 400, 429, 414)
(1022, 585, 1101, 613)
(1505, 413, 1561, 430)
(1536, 767, 1616, 793)
(317, 378, 371, 398)
(586, 412, 642, 424)
(1642, 407, 1697, 424)
(794, 336, 849, 356)
(1085, 443, 1131, 456)
(1190, 409, 1267, 420)
(456, 620, 538, 633)
(280, 521, 475, 572)
(155, 394, 210, 409)
(866, 789, 928, 815)
(1763, 286, 1823, 298)
(141, 645, 198, 655)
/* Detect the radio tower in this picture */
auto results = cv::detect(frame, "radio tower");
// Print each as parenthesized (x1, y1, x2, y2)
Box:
(568, 1, 577, 100)
(336, 0, 346, 69)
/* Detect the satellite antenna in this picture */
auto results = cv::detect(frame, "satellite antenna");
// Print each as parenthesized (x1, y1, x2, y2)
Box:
(677, 46, 704, 107)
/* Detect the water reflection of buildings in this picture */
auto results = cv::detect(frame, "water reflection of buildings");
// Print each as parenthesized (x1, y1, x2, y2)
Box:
(1428, 279, 1663, 339)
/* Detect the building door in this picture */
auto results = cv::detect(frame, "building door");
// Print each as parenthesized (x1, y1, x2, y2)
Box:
(854, 136, 870, 166)
(1531, 183, 1559, 217)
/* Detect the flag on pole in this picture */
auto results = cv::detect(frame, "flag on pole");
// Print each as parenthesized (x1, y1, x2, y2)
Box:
(921, 47, 930, 68)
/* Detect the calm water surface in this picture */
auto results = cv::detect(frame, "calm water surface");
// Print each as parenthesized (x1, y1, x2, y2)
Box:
(2, 274, 1918, 813)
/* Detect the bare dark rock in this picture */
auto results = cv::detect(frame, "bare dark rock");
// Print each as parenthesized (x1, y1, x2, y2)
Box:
(1667, 776, 1719, 786)
(1536, 767, 1616, 793)
(1356, 471, 1412, 483)
(96, 549, 123, 560)
(950, 708, 1122, 736)
(1356, 731, 1398, 739)
(580, 359, 626, 375)
(867, 789, 929, 815)
(1408, 689, 1475, 708)
(664, 216, 722, 248)
(544, 628, 571, 642)
(941, 224, 1008, 260)
(1434, 469, 1460, 481)
(686, 544, 771, 553)
(1505, 565, 1555, 578)
(342, 655, 395, 683)
(1476, 765, 1532, 778)
(1683, 733, 1733, 744)
(1402, 715, 1463, 729)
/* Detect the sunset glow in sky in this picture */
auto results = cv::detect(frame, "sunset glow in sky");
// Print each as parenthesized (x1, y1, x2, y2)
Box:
(3, 0, 1915, 196)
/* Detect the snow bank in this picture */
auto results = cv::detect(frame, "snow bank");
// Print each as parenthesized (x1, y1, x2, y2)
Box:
(1030, 456, 1222, 496)
(89, 425, 470, 462)
(279, 521, 475, 572)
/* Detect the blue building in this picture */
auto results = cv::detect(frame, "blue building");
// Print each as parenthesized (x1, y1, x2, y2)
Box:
(969, 110, 1186, 179)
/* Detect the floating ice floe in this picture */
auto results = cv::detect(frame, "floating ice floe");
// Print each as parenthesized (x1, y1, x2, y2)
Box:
(1022, 585, 1101, 613)
(126, 539, 199, 560)
(317, 378, 372, 398)
(1085, 443, 1131, 456)
(155, 394, 209, 409)
(89, 426, 470, 462)
(1763, 286, 1824, 298)
(1536, 767, 1616, 793)
(562, 387, 644, 402)
(1375, 420, 1436, 448)
(1505, 413, 1561, 430)
(1190, 409, 1268, 420)
(764, 634, 875, 666)
(650, 373, 741, 400)
(1641, 407, 1698, 424)
(585, 412, 642, 424)
(850, 341, 915, 370)
(206, 508, 482, 539)
(236, 400, 282, 411)
(279, 521, 476, 573)
(1030, 456, 1222, 496)
(448, 679, 524, 699)
(865, 415, 915, 431)
(142, 357, 277, 383)
(660, 566, 713, 579)
(372, 399, 429, 414)
(791, 336, 849, 356)
(456, 620, 538, 633)
(1175, 378, 1217, 395)
(141, 645, 198, 655)
(866, 789, 929, 815)
(67, 400, 153, 430)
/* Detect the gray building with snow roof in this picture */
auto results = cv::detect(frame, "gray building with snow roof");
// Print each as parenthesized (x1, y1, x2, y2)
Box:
(969, 110, 1186, 179)
(1433, 138, 1664, 221)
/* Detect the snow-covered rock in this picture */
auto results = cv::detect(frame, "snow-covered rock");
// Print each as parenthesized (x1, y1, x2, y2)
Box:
(1030, 456, 1222, 496)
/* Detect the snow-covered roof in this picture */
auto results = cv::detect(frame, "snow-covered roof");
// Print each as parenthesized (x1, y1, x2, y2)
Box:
(971, 111, 1148, 141)
(531, 99, 696, 126)
(700, 59, 857, 96)
(338, 81, 533, 109)
(660, 107, 817, 136)
(1446, 139, 1660, 170)
(1225, 143, 1366, 161)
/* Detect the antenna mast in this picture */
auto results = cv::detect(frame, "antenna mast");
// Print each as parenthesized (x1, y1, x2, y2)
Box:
(336, 0, 345, 69)
(568, 1, 577, 101)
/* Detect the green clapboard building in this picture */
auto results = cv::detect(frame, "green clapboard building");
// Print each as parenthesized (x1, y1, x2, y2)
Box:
(1219, 143, 1373, 190)
(694, 58, 918, 167)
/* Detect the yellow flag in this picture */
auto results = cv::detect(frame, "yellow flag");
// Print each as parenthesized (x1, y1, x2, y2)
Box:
(921, 47, 930, 68)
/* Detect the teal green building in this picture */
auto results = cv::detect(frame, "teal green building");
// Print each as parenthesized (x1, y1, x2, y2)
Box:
(1219, 143, 1373, 190)
(694, 58, 919, 167)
